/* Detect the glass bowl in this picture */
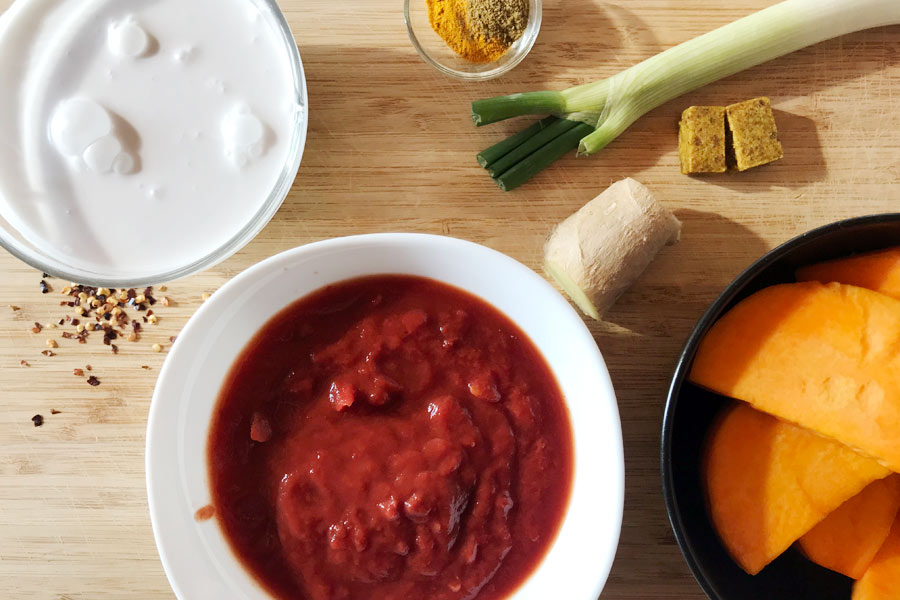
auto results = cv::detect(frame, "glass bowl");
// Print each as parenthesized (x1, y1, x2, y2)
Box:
(0, 0, 308, 288)
(404, 0, 542, 80)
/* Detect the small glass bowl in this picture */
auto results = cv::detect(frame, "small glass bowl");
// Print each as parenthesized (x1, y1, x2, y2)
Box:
(404, 0, 542, 81)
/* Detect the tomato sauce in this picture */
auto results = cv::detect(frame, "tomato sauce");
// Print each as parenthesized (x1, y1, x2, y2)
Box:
(208, 275, 573, 600)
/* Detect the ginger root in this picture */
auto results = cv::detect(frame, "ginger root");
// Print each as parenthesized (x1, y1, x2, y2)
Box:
(544, 178, 681, 320)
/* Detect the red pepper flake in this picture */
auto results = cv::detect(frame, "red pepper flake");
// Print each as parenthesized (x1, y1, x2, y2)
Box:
(169, 336, 178, 343)
(39, 280, 50, 294)
(61, 332, 73, 339)
(194, 504, 216, 522)
(85, 364, 92, 371)
(32, 414, 43, 427)
(31, 322, 42, 334)
(20, 360, 29, 367)
(111, 344, 119, 354)
(141, 365, 151, 370)
(86, 376, 100, 386)
(71, 318, 80, 326)
(50, 409, 61, 415)
(9, 304, 20, 311)
(73, 368, 84, 377)
(41, 350, 55, 357)
(57, 318, 65, 325)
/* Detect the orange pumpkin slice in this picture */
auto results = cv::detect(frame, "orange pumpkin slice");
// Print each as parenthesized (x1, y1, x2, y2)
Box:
(799, 475, 900, 579)
(690, 281, 900, 471)
(704, 403, 890, 575)
(853, 512, 900, 599)
(797, 247, 900, 300)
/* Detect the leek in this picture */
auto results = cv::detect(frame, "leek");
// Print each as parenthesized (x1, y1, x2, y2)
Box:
(473, 0, 900, 189)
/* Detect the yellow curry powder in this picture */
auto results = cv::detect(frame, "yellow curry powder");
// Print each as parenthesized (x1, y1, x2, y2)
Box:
(426, 0, 509, 63)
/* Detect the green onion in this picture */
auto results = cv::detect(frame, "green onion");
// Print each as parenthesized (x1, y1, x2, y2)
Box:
(477, 116, 557, 168)
(492, 123, 594, 191)
(472, 0, 900, 188)
(486, 118, 579, 178)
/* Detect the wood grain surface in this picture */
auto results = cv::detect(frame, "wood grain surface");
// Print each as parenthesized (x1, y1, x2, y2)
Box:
(2, 0, 900, 598)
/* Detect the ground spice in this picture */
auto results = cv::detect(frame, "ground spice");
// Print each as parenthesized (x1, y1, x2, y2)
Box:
(468, 0, 528, 46)
(426, 0, 513, 63)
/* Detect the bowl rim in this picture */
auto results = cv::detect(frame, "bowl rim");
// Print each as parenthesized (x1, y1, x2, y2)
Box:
(146, 232, 624, 600)
(660, 212, 900, 599)
(403, 0, 542, 81)
(0, 0, 309, 288)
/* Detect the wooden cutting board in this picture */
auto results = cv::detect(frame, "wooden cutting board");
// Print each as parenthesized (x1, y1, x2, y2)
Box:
(2, 1, 899, 598)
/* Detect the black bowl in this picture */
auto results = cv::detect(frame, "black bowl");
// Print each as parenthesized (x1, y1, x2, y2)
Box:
(661, 213, 900, 600)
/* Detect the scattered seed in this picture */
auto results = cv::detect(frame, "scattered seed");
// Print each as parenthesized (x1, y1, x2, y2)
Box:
(148, 314, 158, 324)
(98, 287, 110, 297)
(48, 323, 57, 329)
(73, 368, 84, 376)
(135, 293, 146, 304)
(46, 339, 58, 348)
(76, 324, 85, 333)
(41, 350, 55, 357)
(160, 296, 171, 307)
(74, 306, 85, 316)
(128, 332, 138, 342)
(169, 336, 178, 343)
(159, 285, 167, 292)
(32, 414, 43, 427)
(86, 376, 100, 386)
(61, 286, 72, 295)
(152, 343, 163, 353)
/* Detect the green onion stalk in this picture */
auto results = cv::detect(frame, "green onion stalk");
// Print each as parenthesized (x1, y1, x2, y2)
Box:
(473, 0, 900, 190)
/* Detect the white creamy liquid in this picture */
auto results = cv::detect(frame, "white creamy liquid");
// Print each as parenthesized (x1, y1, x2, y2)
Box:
(0, 0, 300, 279)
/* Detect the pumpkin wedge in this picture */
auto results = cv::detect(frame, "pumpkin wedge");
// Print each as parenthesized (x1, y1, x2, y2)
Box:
(704, 403, 890, 575)
(690, 281, 900, 471)
(797, 247, 900, 300)
(799, 475, 900, 579)
(853, 513, 900, 599)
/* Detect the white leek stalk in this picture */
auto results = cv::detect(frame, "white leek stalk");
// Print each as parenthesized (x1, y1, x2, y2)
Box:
(472, 0, 900, 157)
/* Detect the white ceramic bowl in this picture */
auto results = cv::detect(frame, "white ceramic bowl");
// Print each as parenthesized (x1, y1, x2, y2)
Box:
(146, 233, 624, 600)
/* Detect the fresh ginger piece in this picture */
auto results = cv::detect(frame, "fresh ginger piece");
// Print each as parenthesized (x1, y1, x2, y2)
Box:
(678, 106, 727, 174)
(726, 97, 783, 171)
(704, 403, 890, 575)
(799, 475, 900, 579)
(690, 281, 900, 471)
(853, 514, 900, 599)
(543, 178, 681, 320)
(796, 247, 900, 301)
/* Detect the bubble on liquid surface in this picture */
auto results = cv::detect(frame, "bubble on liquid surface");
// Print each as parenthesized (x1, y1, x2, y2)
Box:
(173, 46, 197, 64)
(83, 135, 122, 174)
(108, 18, 149, 58)
(112, 153, 135, 175)
(49, 98, 113, 157)
(221, 105, 267, 168)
